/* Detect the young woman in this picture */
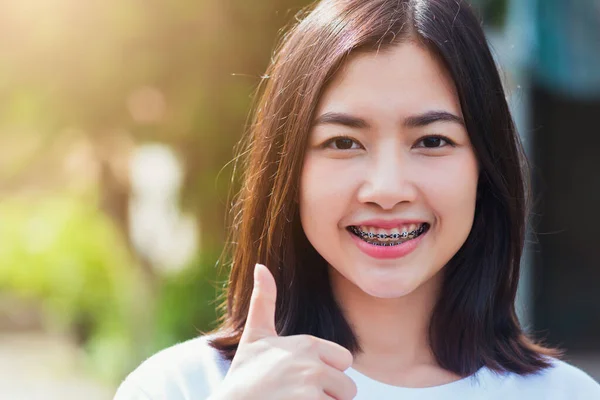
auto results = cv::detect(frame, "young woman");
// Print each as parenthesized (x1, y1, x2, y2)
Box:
(115, 0, 600, 399)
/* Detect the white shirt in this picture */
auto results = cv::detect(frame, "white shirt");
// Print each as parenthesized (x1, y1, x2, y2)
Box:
(114, 335, 600, 400)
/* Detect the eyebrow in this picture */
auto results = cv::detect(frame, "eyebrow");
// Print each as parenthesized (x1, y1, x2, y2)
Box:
(312, 110, 465, 129)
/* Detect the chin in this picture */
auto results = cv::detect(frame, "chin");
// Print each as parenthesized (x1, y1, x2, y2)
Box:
(359, 283, 419, 299)
(353, 272, 422, 299)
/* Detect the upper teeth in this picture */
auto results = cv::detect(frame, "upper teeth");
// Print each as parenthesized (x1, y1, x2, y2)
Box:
(358, 224, 421, 235)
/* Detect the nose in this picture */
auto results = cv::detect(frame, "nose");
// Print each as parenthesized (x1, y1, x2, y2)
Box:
(356, 148, 418, 210)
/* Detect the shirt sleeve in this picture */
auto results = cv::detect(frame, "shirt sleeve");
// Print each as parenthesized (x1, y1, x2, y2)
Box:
(112, 369, 196, 400)
(547, 359, 600, 399)
(113, 377, 154, 400)
(111, 336, 226, 400)
(571, 369, 600, 399)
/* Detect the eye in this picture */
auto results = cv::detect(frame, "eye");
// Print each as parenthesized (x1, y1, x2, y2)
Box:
(415, 135, 455, 148)
(322, 136, 363, 150)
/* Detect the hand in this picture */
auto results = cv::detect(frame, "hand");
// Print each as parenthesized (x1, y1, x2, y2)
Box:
(212, 264, 357, 400)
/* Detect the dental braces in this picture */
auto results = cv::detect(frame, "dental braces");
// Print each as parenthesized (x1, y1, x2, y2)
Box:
(350, 224, 426, 240)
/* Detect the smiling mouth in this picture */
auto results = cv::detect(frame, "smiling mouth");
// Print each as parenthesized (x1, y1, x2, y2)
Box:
(347, 223, 430, 246)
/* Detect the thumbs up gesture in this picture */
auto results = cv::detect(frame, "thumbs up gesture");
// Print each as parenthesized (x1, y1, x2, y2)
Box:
(211, 264, 357, 400)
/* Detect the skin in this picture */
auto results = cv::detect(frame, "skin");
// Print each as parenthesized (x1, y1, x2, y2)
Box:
(216, 264, 357, 400)
(299, 41, 480, 387)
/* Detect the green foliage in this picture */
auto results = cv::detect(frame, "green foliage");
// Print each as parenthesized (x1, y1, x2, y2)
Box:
(153, 252, 227, 351)
(0, 195, 130, 321)
(0, 194, 230, 382)
(0, 194, 140, 380)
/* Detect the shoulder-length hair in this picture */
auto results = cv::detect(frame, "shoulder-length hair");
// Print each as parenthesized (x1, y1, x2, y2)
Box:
(207, 0, 558, 376)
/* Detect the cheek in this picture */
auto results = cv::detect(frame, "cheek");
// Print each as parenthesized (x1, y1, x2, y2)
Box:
(299, 155, 361, 223)
(422, 153, 479, 233)
(299, 157, 333, 250)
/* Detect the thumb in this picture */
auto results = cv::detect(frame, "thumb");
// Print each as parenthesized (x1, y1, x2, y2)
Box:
(240, 263, 278, 343)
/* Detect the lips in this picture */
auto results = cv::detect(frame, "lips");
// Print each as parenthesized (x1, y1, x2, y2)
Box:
(347, 223, 429, 259)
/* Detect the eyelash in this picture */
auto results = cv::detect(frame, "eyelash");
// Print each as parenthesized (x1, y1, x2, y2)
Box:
(321, 135, 456, 150)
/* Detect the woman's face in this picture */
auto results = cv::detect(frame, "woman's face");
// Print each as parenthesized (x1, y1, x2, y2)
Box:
(299, 42, 479, 299)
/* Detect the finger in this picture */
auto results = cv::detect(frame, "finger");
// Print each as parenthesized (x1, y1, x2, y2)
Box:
(315, 338, 354, 372)
(320, 394, 336, 400)
(240, 263, 278, 344)
(320, 365, 358, 400)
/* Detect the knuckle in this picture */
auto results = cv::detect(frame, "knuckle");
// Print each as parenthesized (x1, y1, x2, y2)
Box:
(296, 334, 319, 352)
(300, 364, 323, 385)
(341, 348, 354, 368)
(301, 364, 325, 388)
(291, 386, 321, 400)
(261, 335, 278, 348)
(303, 387, 322, 400)
(347, 378, 358, 398)
(250, 337, 271, 353)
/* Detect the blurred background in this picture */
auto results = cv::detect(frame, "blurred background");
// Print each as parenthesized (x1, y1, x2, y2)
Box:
(0, 0, 598, 398)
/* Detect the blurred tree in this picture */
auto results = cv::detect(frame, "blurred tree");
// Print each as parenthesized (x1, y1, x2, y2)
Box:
(0, 0, 313, 381)
(0, 195, 144, 381)
(0, 0, 312, 255)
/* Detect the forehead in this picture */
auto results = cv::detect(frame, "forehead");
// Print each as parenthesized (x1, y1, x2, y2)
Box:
(316, 42, 462, 118)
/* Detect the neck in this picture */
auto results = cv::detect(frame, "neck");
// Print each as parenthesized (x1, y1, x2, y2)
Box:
(328, 266, 442, 371)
